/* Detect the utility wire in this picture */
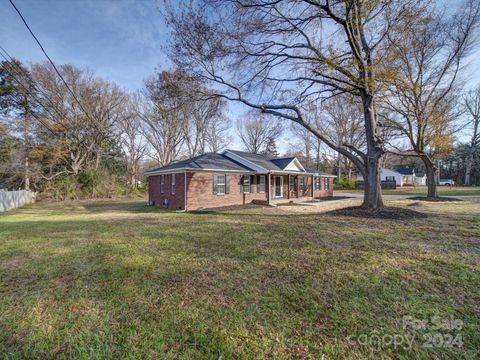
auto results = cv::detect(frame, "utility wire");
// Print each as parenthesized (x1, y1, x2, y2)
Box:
(8, 0, 110, 140)
(0, 46, 89, 144)
(0, 45, 68, 128)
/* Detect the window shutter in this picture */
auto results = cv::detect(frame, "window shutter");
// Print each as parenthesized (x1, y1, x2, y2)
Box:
(225, 175, 230, 194)
(257, 176, 260, 193)
(213, 174, 217, 194)
(250, 175, 254, 193)
(240, 176, 243, 193)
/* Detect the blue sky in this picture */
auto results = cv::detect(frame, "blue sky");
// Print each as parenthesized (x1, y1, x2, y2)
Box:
(0, 0, 169, 90)
(1, 0, 479, 151)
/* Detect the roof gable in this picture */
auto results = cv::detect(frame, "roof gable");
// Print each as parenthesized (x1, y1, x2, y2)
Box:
(223, 150, 280, 171)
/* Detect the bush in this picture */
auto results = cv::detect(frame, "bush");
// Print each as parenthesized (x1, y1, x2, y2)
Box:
(38, 168, 147, 201)
(334, 177, 357, 190)
(39, 175, 80, 201)
(78, 169, 101, 193)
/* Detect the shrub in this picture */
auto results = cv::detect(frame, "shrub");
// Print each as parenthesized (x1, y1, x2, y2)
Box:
(78, 169, 101, 193)
(38, 168, 147, 201)
(334, 177, 357, 190)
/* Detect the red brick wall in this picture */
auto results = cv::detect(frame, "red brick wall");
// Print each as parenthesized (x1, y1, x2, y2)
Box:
(148, 173, 186, 210)
(148, 172, 335, 210)
(186, 172, 268, 210)
(313, 177, 334, 198)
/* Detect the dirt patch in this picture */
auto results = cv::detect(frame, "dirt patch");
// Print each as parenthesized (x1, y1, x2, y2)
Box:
(326, 206, 427, 220)
(0, 255, 33, 269)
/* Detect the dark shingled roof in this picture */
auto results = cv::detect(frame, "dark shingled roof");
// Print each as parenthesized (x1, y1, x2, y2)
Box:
(394, 167, 415, 175)
(146, 150, 336, 176)
(225, 150, 284, 171)
(416, 172, 425, 177)
(145, 153, 251, 173)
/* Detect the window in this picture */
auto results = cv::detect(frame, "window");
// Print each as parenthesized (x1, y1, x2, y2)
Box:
(257, 175, 265, 193)
(171, 174, 176, 194)
(299, 177, 306, 191)
(314, 176, 321, 190)
(160, 175, 164, 194)
(289, 176, 295, 191)
(213, 174, 229, 195)
(213, 174, 230, 194)
(240, 175, 251, 193)
(324, 178, 330, 190)
(386, 176, 395, 181)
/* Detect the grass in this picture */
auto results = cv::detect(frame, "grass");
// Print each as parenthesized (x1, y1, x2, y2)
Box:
(0, 198, 479, 359)
(336, 186, 480, 196)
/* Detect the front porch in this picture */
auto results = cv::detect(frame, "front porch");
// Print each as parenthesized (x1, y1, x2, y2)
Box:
(268, 173, 314, 204)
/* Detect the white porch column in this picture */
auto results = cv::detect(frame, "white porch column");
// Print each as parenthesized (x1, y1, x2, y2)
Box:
(268, 174, 272, 205)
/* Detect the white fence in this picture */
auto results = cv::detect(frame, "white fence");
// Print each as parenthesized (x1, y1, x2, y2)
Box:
(0, 190, 36, 213)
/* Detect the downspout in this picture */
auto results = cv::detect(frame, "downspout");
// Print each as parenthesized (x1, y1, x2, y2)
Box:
(184, 171, 187, 212)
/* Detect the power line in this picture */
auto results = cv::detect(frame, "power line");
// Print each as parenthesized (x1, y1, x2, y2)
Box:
(0, 45, 67, 129)
(0, 46, 92, 146)
(0, 52, 60, 137)
(8, 0, 109, 140)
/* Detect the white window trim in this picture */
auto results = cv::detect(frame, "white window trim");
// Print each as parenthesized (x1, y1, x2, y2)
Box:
(257, 175, 266, 193)
(242, 175, 251, 193)
(299, 176, 306, 191)
(214, 174, 226, 195)
(171, 174, 176, 194)
(160, 175, 164, 194)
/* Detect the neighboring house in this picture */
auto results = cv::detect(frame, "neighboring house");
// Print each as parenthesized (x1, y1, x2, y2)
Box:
(145, 149, 336, 211)
(393, 167, 416, 186)
(357, 167, 416, 187)
(415, 172, 427, 186)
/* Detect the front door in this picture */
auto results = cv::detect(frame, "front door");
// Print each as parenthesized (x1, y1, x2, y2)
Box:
(274, 176, 283, 198)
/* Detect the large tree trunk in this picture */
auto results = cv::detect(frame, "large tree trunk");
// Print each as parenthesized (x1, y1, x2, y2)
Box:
(361, 93, 384, 210)
(464, 154, 473, 186)
(363, 153, 384, 210)
(337, 154, 342, 179)
(421, 155, 438, 198)
(24, 157, 30, 191)
(464, 146, 475, 186)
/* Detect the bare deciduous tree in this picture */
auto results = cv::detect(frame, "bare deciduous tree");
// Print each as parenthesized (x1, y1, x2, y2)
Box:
(141, 69, 230, 164)
(237, 111, 282, 154)
(164, 0, 421, 210)
(384, 0, 479, 198)
(464, 86, 480, 186)
(31, 62, 126, 177)
(205, 114, 231, 153)
(117, 93, 147, 187)
(322, 96, 366, 179)
(141, 70, 187, 166)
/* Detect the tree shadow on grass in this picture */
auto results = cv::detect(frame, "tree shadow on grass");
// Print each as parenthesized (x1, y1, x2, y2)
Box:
(1, 218, 478, 359)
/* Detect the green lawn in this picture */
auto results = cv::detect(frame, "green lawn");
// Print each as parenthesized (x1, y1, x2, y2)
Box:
(336, 186, 480, 196)
(0, 199, 479, 359)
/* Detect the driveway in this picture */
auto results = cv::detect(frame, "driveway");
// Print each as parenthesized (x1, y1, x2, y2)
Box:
(335, 192, 480, 202)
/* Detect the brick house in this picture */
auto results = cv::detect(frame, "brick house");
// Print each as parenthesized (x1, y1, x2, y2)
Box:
(145, 149, 335, 211)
